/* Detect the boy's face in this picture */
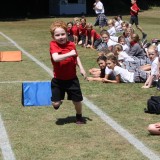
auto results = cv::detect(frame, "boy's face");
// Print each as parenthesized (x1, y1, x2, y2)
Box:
(131, 0, 136, 4)
(53, 27, 67, 44)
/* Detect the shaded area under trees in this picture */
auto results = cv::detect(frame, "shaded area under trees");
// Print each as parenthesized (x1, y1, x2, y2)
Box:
(0, 0, 159, 19)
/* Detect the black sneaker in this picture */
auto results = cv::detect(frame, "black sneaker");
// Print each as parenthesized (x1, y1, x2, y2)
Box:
(76, 114, 84, 124)
(76, 118, 85, 124)
(142, 33, 147, 42)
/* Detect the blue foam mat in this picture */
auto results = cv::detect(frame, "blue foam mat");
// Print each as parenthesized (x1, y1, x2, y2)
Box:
(22, 81, 52, 106)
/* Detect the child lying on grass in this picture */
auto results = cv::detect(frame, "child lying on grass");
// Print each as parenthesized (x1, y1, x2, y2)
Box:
(87, 55, 115, 82)
(102, 55, 148, 83)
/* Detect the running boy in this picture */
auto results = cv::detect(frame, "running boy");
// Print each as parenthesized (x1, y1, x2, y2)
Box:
(49, 20, 86, 124)
(130, 0, 147, 42)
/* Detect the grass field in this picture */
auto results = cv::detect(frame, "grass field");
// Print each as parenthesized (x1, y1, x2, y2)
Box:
(0, 7, 160, 160)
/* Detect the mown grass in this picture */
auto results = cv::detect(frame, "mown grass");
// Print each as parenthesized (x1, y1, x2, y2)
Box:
(0, 7, 160, 160)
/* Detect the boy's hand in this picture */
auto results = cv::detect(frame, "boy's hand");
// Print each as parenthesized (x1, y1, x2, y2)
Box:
(80, 68, 87, 79)
(70, 50, 77, 56)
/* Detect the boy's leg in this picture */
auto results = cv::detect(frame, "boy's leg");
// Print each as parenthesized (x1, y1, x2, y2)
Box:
(135, 24, 147, 41)
(67, 77, 84, 124)
(52, 101, 63, 110)
(72, 101, 84, 124)
(51, 78, 65, 110)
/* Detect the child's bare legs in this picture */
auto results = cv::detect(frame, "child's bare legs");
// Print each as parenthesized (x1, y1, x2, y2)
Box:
(148, 123, 160, 135)
(73, 101, 82, 114)
(73, 101, 84, 124)
(135, 24, 143, 33)
(135, 24, 147, 41)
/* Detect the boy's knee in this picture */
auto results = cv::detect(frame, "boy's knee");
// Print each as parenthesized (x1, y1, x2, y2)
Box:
(52, 101, 62, 108)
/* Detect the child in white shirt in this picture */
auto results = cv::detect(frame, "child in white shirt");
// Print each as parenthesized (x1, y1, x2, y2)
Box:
(107, 19, 117, 36)
(103, 55, 148, 83)
(142, 45, 159, 88)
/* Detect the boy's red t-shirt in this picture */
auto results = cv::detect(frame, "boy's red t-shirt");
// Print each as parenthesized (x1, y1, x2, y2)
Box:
(130, 3, 140, 16)
(50, 41, 77, 80)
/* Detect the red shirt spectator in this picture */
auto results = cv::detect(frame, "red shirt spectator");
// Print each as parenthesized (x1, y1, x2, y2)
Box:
(130, 2, 140, 16)
(85, 29, 101, 40)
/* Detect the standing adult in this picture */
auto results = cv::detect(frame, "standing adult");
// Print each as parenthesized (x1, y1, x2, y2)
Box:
(93, 0, 107, 30)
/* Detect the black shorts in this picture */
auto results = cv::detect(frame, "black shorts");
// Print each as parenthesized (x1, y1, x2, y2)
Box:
(130, 15, 139, 25)
(51, 77, 83, 102)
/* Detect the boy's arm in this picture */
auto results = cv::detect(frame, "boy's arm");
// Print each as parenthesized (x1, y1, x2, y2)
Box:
(130, 7, 137, 13)
(52, 50, 76, 62)
(77, 56, 87, 79)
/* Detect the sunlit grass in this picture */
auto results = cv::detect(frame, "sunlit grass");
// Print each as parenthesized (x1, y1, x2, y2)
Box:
(0, 8, 160, 159)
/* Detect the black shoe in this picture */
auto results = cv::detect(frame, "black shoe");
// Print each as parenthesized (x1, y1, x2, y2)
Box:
(76, 114, 84, 124)
(142, 33, 147, 42)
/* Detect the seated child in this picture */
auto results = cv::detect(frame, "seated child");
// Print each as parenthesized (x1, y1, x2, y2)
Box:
(113, 15, 123, 33)
(72, 20, 80, 45)
(128, 33, 147, 59)
(107, 19, 117, 36)
(123, 26, 134, 47)
(113, 44, 134, 62)
(97, 30, 117, 51)
(78, 17, 87, 46)
(118, 35, 130, 53)
(85, 23, 101, 49)
(67, 21, 74, 42)
(142, 45, 159, 89)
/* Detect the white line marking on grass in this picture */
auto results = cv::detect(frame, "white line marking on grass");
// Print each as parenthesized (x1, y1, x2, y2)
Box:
(83, 97, 160, 160)
(0, 114, 16, 160)
(1, 32, 160, 160)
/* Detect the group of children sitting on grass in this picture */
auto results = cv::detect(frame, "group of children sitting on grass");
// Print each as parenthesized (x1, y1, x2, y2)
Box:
(67, 15, 159, 89)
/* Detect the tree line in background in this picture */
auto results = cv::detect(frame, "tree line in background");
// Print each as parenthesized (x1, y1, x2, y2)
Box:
(0, 0, 160, 19)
